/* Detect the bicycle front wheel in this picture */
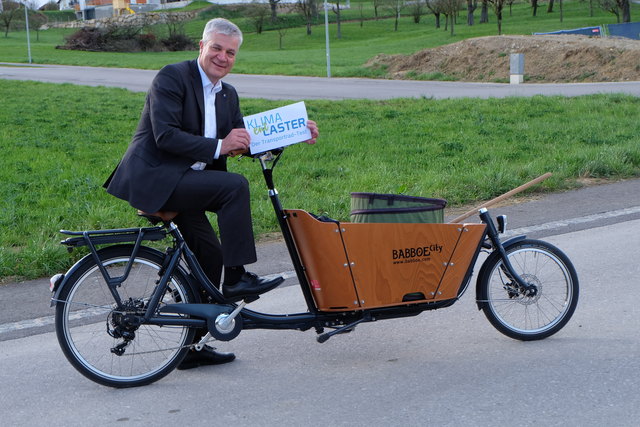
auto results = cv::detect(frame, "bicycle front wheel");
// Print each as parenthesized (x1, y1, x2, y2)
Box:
(477, 239, 579, 341)
(55, 245, 198, 388)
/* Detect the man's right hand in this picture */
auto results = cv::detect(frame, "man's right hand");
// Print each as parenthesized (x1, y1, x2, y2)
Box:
(221, 128, 251, 157)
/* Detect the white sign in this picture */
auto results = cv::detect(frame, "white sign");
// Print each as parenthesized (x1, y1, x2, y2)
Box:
(244, 102, 312, 154)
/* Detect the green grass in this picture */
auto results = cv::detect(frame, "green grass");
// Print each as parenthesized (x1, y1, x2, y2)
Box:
(1, 2, 637, 77)
(2, 79, 640, 281)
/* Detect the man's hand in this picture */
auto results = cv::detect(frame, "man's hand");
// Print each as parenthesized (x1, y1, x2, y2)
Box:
(221, 128, 251, 157)
(305, 120, 319, 145)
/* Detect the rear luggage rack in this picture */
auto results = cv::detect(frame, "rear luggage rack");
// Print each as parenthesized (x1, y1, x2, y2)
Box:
(60, 226, 167, 248)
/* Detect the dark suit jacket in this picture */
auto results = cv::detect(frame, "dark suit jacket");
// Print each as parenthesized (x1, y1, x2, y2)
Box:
(104, 59, 244, 213)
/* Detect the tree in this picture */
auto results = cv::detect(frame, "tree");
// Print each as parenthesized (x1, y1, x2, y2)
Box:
(41, 1, 59, 11)
(373, 0, 384, 19)
(488, 0, 505, 34)
(410, 0, 425, 24)
(617, 0, 631, 22)
(467, 0, 477, 25)
(443, 0, 463, 35)
(0, 0, 21, 37)
(599, 0, 620, 22)
(385, 0, 404, 31)
(268, 0, 281, 23)
(275, 18, 288, 49)
(547, 0, 554, 13)
(426, 0, 446, 28)
(480, 0, 489, 23)
(29, 10, 48, 41)
(531, 0, 539, 16)
(248, 1, 269, 34)
(296, 0, 315, 35)
(332, 0, 342, 39)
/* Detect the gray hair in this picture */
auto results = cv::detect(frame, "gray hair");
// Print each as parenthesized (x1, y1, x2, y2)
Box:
(202, 18, 243, 46)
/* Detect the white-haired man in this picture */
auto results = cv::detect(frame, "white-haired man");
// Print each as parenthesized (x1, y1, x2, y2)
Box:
(105, 18, 319, 369)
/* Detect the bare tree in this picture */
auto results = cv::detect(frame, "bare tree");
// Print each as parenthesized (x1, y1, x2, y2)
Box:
(480, 0, 489, 23)
(426, 0, 446, 28)
(599, 0, 620, 22)
(29, 10, 48, 41)
(385, 0, 404, 31)
(488, 0, 505, 34)
(248, 1, 270, 34)
(467, 0, 477, 25)
(617, 0, 631, 22)
(0, 0, 21, 37)
(275, 18, 288, 49)
(296, 0, 315, 35)
(531, 0, 539, 16)
(332, 0, 342, 39)
(373, 0, 385, 19)
(410, 0, 425, 24)
(268, 0, 281, 23)
(442, 0, 463, 35)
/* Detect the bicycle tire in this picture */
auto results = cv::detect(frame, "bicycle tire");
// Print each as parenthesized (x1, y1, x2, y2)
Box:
(477, 239, 579, 341)
(55, 245, 198, 388)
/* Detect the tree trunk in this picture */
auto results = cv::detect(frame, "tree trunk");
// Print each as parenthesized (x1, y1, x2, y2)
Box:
(480, 0, 489, 23)
(467, 0, 477, 25)
(559, 0, 563, 22)
(532, 0, 538, 16)
(547, 0, 554, 13)
(621, 0, 631, 22)
(269, 1, 278, 22)
(334, 0, 342, 39)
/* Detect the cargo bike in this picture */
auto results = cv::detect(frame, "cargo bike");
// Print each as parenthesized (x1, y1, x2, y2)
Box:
(50, 149, 579, 388)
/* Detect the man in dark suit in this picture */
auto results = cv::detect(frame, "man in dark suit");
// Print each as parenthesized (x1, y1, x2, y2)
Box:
(104, 18, 319, 369)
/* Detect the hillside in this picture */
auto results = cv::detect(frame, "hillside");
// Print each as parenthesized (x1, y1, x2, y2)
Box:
(367, 35, 640, 82)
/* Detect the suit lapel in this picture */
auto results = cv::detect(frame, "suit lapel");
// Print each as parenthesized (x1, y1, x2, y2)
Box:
(189, 60, 205, 135)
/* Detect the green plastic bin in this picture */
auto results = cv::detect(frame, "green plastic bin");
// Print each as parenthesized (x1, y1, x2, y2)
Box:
(350, 192, 447, 224)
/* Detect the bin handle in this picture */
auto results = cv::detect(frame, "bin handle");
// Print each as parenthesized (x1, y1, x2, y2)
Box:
(448, 172, 552, 224)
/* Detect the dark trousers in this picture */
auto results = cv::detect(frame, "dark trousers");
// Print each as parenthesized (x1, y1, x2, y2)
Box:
(161, 169, 258, 286)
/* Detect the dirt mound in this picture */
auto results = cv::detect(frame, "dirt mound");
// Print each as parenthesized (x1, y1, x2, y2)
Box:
(366, 35, 640, 83)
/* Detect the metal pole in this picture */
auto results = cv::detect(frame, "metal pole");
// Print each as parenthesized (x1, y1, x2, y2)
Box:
(24, 3, 32, 64)
(323, 0, 331, 78)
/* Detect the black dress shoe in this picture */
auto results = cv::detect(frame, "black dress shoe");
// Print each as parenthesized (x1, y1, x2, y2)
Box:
(223, 272, 284, 301)
(177, 345, 236, 370)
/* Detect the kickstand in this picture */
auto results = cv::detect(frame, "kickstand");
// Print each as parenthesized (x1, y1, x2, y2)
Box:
(317, 316, 368, 343)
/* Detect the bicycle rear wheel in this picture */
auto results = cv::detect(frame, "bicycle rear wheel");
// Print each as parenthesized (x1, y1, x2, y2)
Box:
(477, 239, 579, 341)
(55, 245, 198, 388)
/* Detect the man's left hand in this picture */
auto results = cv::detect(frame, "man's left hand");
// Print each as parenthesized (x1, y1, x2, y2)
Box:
(305, 120, 319, 145)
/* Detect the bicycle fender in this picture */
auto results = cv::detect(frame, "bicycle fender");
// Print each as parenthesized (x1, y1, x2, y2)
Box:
(50, 253, 93, 307)
(475, 235, 527, 311)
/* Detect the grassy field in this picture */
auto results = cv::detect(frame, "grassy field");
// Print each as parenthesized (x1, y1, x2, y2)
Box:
(1, 1, 638, 77)
(1, 79, 640, 281)
(1, 1, 639, 281)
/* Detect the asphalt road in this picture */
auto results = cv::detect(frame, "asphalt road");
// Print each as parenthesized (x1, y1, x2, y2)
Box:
(1, 66, 640, 426)
(2, 62, 640, 99)
(2, 179, 640, 427)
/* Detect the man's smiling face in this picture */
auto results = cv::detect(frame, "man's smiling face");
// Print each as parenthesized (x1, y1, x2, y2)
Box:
(198, 32, 240, 84)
